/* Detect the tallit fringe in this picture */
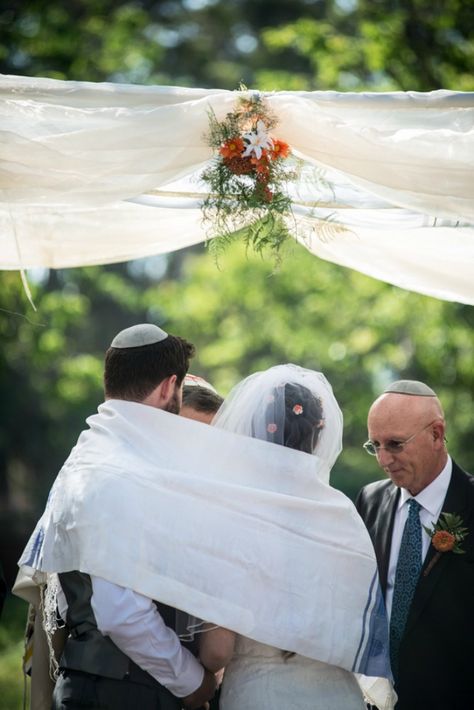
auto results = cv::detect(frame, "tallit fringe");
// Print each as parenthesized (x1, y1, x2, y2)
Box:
(39, 574, 61, 682)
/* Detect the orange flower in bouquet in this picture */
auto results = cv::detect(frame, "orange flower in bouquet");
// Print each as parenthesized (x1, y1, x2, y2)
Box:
(219, 137, 245, 160)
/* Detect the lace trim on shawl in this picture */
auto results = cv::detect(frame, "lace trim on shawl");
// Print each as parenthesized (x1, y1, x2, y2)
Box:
(175, 610, 218, 642)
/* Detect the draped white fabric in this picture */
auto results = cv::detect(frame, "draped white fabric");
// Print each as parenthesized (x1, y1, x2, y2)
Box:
(19, 399, 392, 685)
(1, 74, 473, 303)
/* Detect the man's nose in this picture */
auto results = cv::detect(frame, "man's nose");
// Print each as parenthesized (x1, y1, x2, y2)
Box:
(376, 447, 393, 467)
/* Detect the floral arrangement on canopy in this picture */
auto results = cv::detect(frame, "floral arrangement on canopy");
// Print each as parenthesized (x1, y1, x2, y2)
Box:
(201, 92, 300, 258)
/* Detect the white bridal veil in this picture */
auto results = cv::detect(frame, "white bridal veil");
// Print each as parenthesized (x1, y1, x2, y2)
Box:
(213, 364, 343, 478)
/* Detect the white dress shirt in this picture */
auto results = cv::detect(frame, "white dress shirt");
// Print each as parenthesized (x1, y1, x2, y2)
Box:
(58, 576, 204, 697)
(385, 456, 452, 621)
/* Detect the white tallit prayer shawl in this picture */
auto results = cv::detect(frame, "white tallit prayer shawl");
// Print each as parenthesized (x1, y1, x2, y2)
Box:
(19, 400, 392, 695)
(1, 74, 473, 305)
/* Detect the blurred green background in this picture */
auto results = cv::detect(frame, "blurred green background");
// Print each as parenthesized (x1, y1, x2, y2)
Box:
(1, 1, 473, 707)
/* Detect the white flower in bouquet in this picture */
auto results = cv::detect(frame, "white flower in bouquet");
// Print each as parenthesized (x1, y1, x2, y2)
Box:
(242, 120, 273, 159)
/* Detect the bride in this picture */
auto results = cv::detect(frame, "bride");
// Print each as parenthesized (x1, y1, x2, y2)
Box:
(197, 364, 368, 710)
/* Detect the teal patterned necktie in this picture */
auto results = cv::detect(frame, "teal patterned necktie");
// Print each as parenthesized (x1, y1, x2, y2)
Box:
(389, 498, 422, 678)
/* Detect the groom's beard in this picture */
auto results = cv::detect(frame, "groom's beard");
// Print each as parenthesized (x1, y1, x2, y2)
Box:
(164, 388, 181, 415)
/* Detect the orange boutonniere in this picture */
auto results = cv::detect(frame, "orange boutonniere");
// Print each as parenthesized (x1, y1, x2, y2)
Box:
(423, 512, 468, 576)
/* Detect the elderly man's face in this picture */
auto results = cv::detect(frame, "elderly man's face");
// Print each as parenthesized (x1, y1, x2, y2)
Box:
(367, 394, 446, 496)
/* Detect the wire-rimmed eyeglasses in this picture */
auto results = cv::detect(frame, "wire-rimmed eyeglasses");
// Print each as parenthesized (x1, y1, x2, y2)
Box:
(363, 420, 437, 456)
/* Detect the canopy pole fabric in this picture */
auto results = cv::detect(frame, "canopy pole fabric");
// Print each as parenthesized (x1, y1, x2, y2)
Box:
(1, 74, 473, 303)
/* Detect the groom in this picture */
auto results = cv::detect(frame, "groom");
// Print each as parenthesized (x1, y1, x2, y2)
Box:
(48, 324, 217, 710)
(356, 380, 474, 710)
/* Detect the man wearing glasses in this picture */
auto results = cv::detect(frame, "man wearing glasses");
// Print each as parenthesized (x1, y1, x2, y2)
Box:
(356, 380, 473, 710)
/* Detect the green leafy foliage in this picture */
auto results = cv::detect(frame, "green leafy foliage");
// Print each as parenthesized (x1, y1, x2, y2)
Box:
(260, 1, 474, 91)
(3, 1, 472, 91)
(0, 595, 28, 710)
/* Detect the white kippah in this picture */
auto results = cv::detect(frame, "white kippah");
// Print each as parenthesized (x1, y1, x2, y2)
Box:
(184, 374, 217, 394)
(110, 324, 168, 349)
(384, 380, 437, 397)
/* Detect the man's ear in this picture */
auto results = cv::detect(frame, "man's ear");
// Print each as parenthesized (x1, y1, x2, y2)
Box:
(142, 374, 177, 409)
(159, 374, 177, 404)
(432, 420, 446, 448)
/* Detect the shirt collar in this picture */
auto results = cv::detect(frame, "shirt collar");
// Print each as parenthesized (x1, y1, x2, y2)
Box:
(398, 455, 452, 515)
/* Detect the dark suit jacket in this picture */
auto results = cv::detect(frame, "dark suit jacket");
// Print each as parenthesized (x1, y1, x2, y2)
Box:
(356, 460, 474, 710)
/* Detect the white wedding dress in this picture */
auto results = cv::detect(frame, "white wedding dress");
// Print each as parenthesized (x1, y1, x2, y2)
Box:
(219, 635, 366, 710)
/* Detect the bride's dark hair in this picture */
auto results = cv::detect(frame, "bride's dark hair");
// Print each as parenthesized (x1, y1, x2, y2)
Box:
(263, 382, 324, 454)
(283, 383, 324, 453)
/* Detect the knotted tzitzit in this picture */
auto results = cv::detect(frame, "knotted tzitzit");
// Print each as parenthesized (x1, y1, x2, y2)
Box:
(389, 498, 422, 678)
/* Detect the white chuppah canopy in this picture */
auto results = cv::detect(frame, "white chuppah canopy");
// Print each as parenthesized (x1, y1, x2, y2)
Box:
(0, 74, 473, 304)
